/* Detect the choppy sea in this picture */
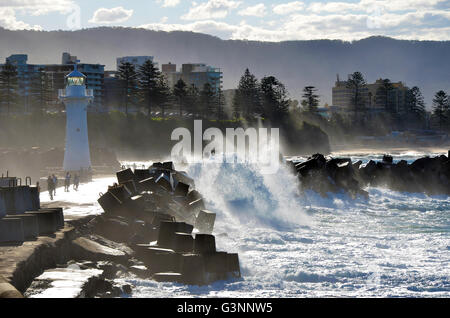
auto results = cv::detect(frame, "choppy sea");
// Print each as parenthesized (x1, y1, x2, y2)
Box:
(40, 151, 450, 297)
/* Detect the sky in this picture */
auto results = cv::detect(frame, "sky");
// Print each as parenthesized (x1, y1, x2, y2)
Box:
(0, 0, 450, 42)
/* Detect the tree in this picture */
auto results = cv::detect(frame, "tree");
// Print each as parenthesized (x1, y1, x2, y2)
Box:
(0, 60, 19, 115)
(346, 72, 367, 121)
(216, 87, 225, 120)
(199, 83, 216, 119)
(260, 76, 289, 122)
(406, 86, 426, 128)
(375, 79, 394, 113)
(117, 62, 138, 115)
(186, 84, 200, 118)
(137, 59, 161, 117)
(432, 90, 449, 131)
(154, 75, 171, 117)
(173, 78, 187, 117)
(233, 68, 261, 118)
(30, 68, 53, 115)
(301, 86, 320, 113)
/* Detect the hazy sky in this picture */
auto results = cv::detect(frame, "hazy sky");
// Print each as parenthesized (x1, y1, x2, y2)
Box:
(1, 0, 449, 41)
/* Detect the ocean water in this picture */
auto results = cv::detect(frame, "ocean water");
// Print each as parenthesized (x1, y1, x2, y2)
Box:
(41, 152, 450, 297)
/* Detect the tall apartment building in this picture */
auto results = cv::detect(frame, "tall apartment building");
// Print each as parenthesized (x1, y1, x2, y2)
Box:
(44, 53, 104, 109)
(0, 53, 105, 111)
(2, 54, 41, 112)
(332, 75, 409, 114)
(162, 63, 223, 93)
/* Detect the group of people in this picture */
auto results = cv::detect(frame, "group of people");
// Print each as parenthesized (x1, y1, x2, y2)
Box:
(46, 172, 80, 200)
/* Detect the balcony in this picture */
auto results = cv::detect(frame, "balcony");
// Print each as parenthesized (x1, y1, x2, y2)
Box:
(58, 88, 94, 98)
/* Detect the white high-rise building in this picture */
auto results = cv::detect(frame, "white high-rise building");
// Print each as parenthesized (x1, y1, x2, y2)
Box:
(58, 65, 93, 172)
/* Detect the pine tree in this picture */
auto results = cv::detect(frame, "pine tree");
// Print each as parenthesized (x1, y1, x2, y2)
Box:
(0, 60, 19, 115)
(260, 76, 289, 122)
(30, 68, 52, 115)
(233, 68, 261, 118)
(301, 86, 320, 113)
(173, 78, 187, 117)
(117, 62, 137, 115)
(200, 83, 216, 119)
(216, 87, 226, 120)
(375, 79, 394, 113)
(137, 59, 161, 117)
(432, 90, 449, 131)
(186, 84, 200, 118)
(346, 72, 367, 121)
(232, 90, 242, 120)
(406, 86, 426, 128)
(154, 75, 171, 118)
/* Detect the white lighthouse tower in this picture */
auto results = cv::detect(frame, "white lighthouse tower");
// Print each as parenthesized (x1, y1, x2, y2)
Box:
(59, 64, 93, 172)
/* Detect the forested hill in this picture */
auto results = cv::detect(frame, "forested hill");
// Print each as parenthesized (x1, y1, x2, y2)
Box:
(1, 27, 449, 106)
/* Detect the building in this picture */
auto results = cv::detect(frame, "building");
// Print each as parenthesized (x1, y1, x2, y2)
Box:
(116, 56, 157, 71)
(0, 53, 104, 111)
(161, 62, 223, 93)
(103, 71, 126, 111)
(2, 54, 41, 112)
(44, 53, 104, 109)
(332, 75, 409, 114)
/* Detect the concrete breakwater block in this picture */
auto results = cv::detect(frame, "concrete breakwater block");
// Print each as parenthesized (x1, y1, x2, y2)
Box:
(156, 174, 173, 192)
(98, 191, 123, 215)
(157, 221, 193, 248)
(152, 272, 183, 283)
(186, 189, 202, 203)
(141, 247, 182, 273)
(174, 182, 190, 197)
(133, 169, 151, 182)
(121, 180, 138, 196)
(29, 186, 40, 211)
(204, 252, 241, 282)
(116, 168, 135, 185)
(180, 254, 206, 285)
(5, 214, 38, 239)
(173, 171, 195, 188)
(187, 198, 206, 216)
(0, 186, 40, 215)
(39, 208, 64, 229)
(227, 253, 241, 278)
(25, 211, 57, 235)
(173, 233, 194, 253)
(0, 218, 24, 243)
(195, 210, 216, 234)
(108, 185, 132, 202)
(194, 234, 216, 254)
(138, 177, 159, 192)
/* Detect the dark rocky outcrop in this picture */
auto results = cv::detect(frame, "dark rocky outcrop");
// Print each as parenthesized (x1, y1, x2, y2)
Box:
(289, 152, 450, 198)
(290, 154, 368, 199)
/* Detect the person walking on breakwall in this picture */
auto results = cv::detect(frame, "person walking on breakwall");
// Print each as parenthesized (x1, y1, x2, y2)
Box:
(47, 176, 54, 200)
(73, 174, 79, 191)
(64, 172, 71, 192)
(52, 174, 58, 196)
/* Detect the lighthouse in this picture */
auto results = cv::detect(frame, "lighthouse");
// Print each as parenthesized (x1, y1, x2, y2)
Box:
(59, 64, 93, 172)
